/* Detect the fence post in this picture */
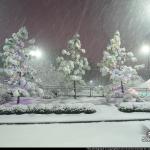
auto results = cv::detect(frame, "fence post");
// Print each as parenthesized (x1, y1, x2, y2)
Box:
(90, 87, 93, 97)
(90, 87, 91, 97)
(66, 88, 68, 96)
(146, 88, 148, 96)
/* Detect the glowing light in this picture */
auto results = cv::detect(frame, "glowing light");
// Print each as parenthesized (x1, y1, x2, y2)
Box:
(29, 48, 42, 59)
(90, 80, 93, 84)
(141, 44, 150, 55)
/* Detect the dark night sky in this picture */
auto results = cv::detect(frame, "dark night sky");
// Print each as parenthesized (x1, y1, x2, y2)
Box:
(0, 0, 150, 70)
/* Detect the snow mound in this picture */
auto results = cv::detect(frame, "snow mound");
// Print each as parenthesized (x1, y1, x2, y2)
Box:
(118, 102, 150, 112)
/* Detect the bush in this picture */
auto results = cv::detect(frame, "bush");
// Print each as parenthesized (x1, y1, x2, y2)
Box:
(0, 103, 96, 115)
(123, 89, 143, 102)
(118, 102, 150, 112)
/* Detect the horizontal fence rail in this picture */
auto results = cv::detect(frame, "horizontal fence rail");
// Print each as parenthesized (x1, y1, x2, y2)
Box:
(41, 86, 150, 98)
(131, 87, 150, 97)
(41, 85, 104, 97)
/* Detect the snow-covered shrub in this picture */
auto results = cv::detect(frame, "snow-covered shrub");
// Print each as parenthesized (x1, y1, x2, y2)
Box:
(123, 89, 143, 102)
(118, 102, 134, 112)
(52, 104, 66, 114)
(118, 102, 150, 112)
(27, 104, 39, 113)
(0, 103, 96, 114)
(0, 105, 14, 114)
(13, 105, 28, 114)
(34, 104, 52, 114)
(79, 103, 96, 114)
(52, 103, 96, 114)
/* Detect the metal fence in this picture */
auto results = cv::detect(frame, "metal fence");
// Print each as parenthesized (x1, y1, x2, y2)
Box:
(42, 85, 104, 97)
(131, 87, 150, 97)
(42, 86, 150, 98)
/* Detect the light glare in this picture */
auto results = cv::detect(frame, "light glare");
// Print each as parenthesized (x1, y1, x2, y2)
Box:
(29, 48, 42, 58)
(141, 45, 150, 54)
(90, 80, 93, 84)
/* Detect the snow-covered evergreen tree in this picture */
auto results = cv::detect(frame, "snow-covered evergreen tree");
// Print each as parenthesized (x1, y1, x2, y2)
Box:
(97, 31, 144, 94)
(56, 34, 90, 99)
(2, 27, 44, 104)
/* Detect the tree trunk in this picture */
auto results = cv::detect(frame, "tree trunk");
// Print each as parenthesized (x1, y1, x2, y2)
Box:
(74, 80, 77, 99)
(121, 80, 124, 93)
(17, 71, 21, 104)
(90, 87, 92, 97)
(17, 96, 20, 104)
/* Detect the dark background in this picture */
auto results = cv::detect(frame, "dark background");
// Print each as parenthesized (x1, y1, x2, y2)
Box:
(0, 0, 150, 83)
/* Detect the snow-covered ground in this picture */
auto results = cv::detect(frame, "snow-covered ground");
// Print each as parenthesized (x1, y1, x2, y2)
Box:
(1, 97, 150, 147)
(0, 121, 150, 147)
(1, 105, 150, 123)
(5, 96, 122, 106)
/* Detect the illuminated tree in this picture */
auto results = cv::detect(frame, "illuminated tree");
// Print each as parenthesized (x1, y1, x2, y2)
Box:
(56, 34, 90, 99)
(2, 27, 43, 104)
(97, 31, 144, 93)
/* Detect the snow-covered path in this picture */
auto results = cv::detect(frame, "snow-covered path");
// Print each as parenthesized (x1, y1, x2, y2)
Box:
(0, 121, 150, 147)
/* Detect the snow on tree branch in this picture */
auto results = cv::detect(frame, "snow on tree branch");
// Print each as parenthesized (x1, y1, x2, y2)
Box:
(56, 34, 90, 83)
(2, 27, 44, 102)
(97, 30, 144, 89)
